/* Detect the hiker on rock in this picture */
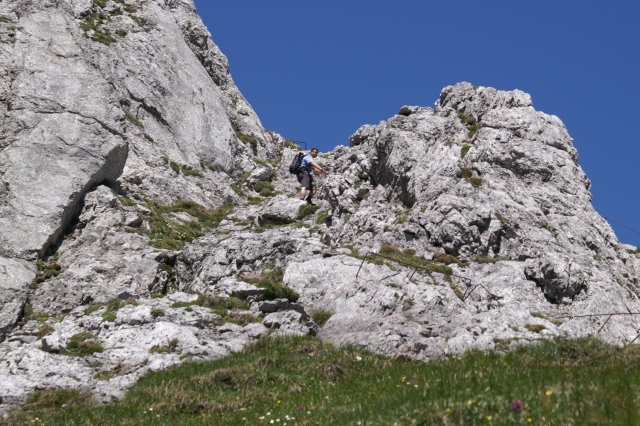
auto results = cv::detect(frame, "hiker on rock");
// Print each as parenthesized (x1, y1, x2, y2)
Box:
(298, 147, 327, 205)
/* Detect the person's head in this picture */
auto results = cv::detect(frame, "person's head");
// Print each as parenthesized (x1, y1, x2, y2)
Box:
(310, 148, 319, 157)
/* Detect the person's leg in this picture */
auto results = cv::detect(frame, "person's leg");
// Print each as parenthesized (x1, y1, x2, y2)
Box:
(299, 186, 307, 200)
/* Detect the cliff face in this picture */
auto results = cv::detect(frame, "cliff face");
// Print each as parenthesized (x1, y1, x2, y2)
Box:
(0, 0, 275, 342)
(1, 0, 639, 415)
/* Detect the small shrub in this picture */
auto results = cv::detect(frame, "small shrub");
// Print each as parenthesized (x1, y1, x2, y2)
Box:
(243, 269, 299, 303)
(254, 181, 275, 197)
(457, 111, 478, 138)
(37, 324, 54, 340)
(460, 167, 473, 179)
(150, 308, 165, 318)
(65, 333, 104, 356)
(525, 324, 546, 333)
(299, 204, 321, 219)
(169, 161, 181, 174)
(310, 310, 334, 326)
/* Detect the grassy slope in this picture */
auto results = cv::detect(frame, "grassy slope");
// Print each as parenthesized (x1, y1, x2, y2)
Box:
(5, 337, 640, 425)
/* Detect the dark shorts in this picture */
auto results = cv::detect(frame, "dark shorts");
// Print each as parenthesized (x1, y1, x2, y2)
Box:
(297, 171, 314, 190)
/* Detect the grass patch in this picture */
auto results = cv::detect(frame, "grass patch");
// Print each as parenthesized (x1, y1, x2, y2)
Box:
(230, 184, 246, 197)
(9, 337, 640, 425)
(240, 269, 299, 303)
(457, 110, 479, 138)
(254, 181, 275, 197)
(284, 139, 299, 149)
(37, 324, 54, 340)
(232, 123, 258, 155)
(144, 201, 233, 250)
(374, 244, 453, 275)
(316, 210, 329, 225)
(34, 255, 62, 284)
(123, 108, 143, 128)
(525, 324, 547, 333)
(183, 169, 204, 178)
(150, 308, 165, 318)
(310, 310, 334, 326)
(144, 133, 154, 143)
(433, 253, 465, 265)
(460, 144, 471, 159)
(200, 161, 216, 172)
(299, 204, 321, 220)
(61, 332, 104, 357)
(475, 255, 508, 264)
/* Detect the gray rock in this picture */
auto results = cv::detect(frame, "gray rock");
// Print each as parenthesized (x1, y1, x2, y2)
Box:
(261, 196, 307, 224)
(259, 299, 290, 313)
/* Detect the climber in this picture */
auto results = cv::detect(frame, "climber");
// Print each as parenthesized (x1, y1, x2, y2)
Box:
(298, 147, 328, 205)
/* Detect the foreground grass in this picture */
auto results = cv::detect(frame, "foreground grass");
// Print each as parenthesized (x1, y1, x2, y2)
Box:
(6, 337, 640, 425)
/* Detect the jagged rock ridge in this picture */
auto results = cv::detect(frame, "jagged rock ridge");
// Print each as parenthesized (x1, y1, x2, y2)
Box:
(1, 0, 639, 416)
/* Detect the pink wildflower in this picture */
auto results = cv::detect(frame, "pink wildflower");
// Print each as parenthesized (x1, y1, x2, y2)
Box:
(413, 374, 418, 381)
(298, 405, 305, 411)
(512, 400, 523, 412)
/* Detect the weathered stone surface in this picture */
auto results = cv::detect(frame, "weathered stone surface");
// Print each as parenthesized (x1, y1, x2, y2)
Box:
(0, 0, 639, 416)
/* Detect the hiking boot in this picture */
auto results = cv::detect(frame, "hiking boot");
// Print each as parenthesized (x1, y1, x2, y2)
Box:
(307, 199, 315, 206)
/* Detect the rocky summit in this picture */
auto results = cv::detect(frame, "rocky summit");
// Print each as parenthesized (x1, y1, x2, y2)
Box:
(0, 0, 638, 414)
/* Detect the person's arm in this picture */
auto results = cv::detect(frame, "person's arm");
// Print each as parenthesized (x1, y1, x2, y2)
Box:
(310, 161, 328, 175)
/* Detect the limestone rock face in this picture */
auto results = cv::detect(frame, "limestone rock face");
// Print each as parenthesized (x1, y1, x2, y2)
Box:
(0, 0, 275, 347)
(0, 0, 639, 417)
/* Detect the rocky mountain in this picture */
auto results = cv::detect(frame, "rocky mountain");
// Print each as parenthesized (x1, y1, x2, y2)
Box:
(1, 0, 639, 414)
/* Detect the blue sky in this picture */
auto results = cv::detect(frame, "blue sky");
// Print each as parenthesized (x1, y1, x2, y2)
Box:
(193, 1, 640, 246)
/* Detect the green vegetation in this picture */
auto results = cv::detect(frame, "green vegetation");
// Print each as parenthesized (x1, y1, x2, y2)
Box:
(143, 200, 233, 250)
(232, 123, 258, 155)
(62, 332, 104, 357)
(495, 211, 509, 225)
(525, 324, 547, 333)
(34, 254, 62, 284)
(200, 161, 216, 172)
(299, 204, 321, 219)
(457, 110, 479, 139)
(531, 312, 562, 327)
(254, 181, 275, 197)
(115, 29, 128, 37)
(100, 298, 137, 322)
(460, 167, 482, 188)
(150, 308, 165, 318)
(433, 253, 465, 265)
(460, 144, 471, 159)
(539, 222, 552, 232)
(475, 255, 508, 264)
(169, 160, 181, 174)
(594, 254, 602, 261)
(354, 180, 363, 189)
(9, 337, 640, 425)
(374, 244, 453, 276)
(80, 10, 117, 45)
(284, 139, 299, 149)
(316, 210, 329, 225)
(310, 310, 334, 326)
(343, 213, 351, 223)
(254, 158, 270, 168)
(37, 324, 54, 340)
(230, 184, 245, 197)
(143, 133, 154, 143)
(240, 268, 299, 302)
(123, 108, 144, 128)
(183, 169, 204, 178)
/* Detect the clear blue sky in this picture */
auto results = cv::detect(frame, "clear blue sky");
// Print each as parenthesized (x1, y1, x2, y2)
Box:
(194, 1, 640, 246)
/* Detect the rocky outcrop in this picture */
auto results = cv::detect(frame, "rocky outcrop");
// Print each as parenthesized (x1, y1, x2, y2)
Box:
(1, 0, 639, 417)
